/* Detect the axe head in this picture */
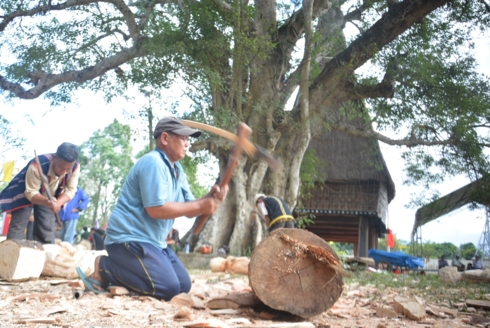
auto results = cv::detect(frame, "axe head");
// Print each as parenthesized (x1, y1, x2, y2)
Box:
(254, 144, 283, 171)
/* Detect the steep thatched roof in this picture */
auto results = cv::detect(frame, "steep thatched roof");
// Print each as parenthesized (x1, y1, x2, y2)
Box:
(308, 128, 396, 203)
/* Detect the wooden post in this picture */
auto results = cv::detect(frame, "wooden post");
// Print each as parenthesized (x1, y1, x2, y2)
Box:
(358, 216, 369, 257)
(249, 229, 344, 318)
(368, 224, 378, 251)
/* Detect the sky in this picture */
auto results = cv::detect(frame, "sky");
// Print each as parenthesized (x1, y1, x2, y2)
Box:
(1, 18, 490, 250)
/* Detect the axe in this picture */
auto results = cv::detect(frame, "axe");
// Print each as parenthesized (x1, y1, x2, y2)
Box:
(34, 151, 63, 229)
(183, 120, 282, 171)
(190, 122, 252, 235)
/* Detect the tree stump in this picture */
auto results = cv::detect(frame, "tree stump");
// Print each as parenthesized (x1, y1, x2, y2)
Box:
(0, 239, 45, 281)
(249, 228, 344, 318)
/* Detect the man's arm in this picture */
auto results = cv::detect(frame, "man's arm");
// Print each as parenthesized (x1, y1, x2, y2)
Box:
(78, 188, 90, 211)
(146, 185, 227, 219)
(58, 165, 80, 206)
(25, 164, 60, 211)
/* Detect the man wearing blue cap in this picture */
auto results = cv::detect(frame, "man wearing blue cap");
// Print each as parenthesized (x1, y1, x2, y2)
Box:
(77, 116, 228, 300)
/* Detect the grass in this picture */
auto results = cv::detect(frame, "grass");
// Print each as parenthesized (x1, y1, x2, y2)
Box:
(345, 270, 490, 313)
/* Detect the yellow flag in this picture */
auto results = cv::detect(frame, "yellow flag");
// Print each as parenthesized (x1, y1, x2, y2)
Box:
(2, 161, 15, 182)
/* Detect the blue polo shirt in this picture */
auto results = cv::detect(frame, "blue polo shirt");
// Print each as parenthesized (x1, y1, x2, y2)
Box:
(105, 148, 195, 249)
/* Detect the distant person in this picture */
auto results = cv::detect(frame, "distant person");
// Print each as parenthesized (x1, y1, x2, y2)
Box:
(438, 255, 448, 269)
(80, 226, 90, 240)
(88, 228, 105, 250)
(254, 194, 295, 233)
(473, 255, 483, 269)
(0, 143, 80, 244)
(451, 254, 465, 272)
(60, 187, 90, 244)
(166, 228, 181, 252)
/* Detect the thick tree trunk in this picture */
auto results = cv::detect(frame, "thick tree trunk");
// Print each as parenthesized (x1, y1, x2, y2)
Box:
(249, 228, 344, 318)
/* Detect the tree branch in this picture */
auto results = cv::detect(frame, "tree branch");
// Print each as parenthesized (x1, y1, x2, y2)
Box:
(344, 76, 395, 101)
(1, 0, 141, 41)
(479, 0, 490, 13)
(0, 44, 148, 99)
(333, 121, 455, 147)
(309, 0, 449, 107)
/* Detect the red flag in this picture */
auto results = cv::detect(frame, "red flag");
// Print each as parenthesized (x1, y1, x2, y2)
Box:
(387, 229, 395, 248)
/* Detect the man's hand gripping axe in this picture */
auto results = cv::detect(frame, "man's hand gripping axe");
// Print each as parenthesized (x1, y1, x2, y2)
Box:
(184, 120, 282, 235)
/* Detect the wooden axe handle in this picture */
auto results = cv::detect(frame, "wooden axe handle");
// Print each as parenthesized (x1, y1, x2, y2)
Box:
(192, 122, 252, 235)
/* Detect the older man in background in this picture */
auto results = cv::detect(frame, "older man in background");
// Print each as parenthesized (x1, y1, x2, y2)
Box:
(0, 142, 80, 244)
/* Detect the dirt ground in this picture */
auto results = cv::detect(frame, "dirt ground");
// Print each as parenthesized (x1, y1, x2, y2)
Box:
(0, 270, 486, 328)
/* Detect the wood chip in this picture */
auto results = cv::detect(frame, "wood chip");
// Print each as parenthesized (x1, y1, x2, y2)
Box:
(394, 295, 426, 321)
(174, 307, 192, 320)
(376, 306, 398, 318)
(170, 293, 194, 308)
(17, 317, 57, 324)
(108, 286, 129, 295)
(466, 299, 490, 310)
(210, 309, 240, 315)
(182, 319, 229, 328)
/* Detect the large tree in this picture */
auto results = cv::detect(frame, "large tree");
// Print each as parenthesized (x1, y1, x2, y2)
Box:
(1, 0, 490, 253)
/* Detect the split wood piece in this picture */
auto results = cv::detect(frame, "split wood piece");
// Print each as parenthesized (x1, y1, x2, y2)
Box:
(426, 303, 458, 317)
(170, 293, 194, 308)
(191, 295, 205, 309)
(9, 292, 62, 302)
(465, 299, 490, 310)
(393, 295, 426, 321)
(17, 317, 57, 324)
(0, 240, 45, 281)
(174, 308, 192, 321)
(108, 286, 129, 296)
(206, 292, 262, 309)
(182, 319, 228, 328)
(463, 313, 490, 325)
(210, 309, 241, 315)
(265, 323, 316, 328)
(249, 228, 344, 318)
(209, 256, 250, 275)
(376, 306, 398, 318)
(68, 280, 85, 289)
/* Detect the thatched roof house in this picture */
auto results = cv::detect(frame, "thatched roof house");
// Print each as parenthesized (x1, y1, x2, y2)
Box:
(295, 124, 396, 257)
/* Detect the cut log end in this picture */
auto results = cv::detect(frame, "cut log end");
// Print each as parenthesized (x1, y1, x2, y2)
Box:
(249, 228, 344, 318)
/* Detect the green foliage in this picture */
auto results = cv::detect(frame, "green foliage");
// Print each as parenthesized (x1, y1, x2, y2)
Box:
(363, 6, 490, 201)
(329, 242, 354, 256)
(180, 155, 209, 199)
(295, 212, 315, 229)
(299, 148, 326, 199)
(78, 120, 134, 226)
(419, 241, 459, 259)
(460, 242, 477, 260)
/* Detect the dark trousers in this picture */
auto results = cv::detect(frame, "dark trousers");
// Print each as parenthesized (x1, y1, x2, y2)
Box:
(268, 220, 295, 233)
(6, 205, 55, 244)
(99, 241, 191, 301)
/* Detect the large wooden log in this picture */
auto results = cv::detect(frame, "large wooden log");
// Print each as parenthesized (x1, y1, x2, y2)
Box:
(42, 242, 107, 279)
(249, 229, 344, 318)
(0, 240, 45, 281)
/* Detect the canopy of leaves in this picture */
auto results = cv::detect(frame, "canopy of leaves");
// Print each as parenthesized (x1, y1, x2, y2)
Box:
(78, 119, 134, 226)
(1, 0, 490, 248)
